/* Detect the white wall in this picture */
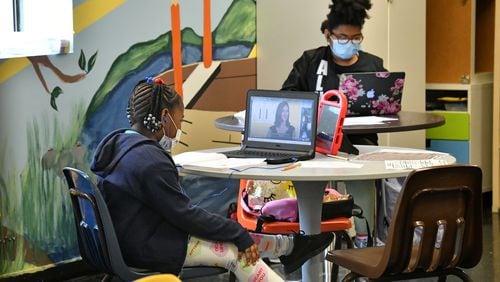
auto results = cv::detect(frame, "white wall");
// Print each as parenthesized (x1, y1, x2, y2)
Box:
(256, 0, 331, 90)
(493, 0, 500, 212)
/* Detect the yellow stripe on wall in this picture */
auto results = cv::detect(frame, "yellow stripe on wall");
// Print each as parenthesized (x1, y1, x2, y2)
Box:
(0, 58, 29, 83)
(0, 0, 126, 84)
(74, 0, 126, 33)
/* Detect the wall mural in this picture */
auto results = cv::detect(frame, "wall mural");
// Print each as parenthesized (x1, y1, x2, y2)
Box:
(0, 0, 255, 277)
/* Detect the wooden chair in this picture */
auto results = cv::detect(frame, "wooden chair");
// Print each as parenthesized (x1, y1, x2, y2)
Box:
(326, 165, 483, 281)
(237, 179, 353, 281)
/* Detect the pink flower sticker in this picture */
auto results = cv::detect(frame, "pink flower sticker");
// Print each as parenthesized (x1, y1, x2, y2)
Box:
(210, 241, 228, 257)
(249, 265, 269, 282)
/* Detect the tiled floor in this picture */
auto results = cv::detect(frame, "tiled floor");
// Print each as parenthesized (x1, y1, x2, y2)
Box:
(62, 210, 499, 282)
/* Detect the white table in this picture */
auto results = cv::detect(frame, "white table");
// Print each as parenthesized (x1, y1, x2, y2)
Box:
(178, 145, 456, 282)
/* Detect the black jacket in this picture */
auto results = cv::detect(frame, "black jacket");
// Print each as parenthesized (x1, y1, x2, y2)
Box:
(91, 129, 254, 274)
(282, 46, 386, 145)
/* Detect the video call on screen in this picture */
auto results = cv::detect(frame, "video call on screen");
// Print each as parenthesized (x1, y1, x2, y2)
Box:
(247, 96, 314, 146)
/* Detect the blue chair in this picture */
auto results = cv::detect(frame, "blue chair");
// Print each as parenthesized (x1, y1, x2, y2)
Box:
(63, 167, 234, 281)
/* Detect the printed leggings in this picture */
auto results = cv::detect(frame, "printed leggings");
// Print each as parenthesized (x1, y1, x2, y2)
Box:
(183, 233, 293, 282)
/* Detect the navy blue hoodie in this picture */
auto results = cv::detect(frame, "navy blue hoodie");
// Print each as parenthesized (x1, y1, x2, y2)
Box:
(91, 129, 254, 274)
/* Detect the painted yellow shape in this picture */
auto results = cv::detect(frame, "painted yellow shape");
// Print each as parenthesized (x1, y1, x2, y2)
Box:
(248, 44, 257, 58)
(0, 0, 126, 84)
(0, 58, 28, 84)
(74, 0, 126, 33)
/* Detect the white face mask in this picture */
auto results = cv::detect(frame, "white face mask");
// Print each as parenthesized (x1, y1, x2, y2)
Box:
(159, 113, 182, 152)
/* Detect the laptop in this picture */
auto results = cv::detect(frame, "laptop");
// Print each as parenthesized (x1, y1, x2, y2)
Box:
(223, 89, 319, 164)
(338, 71, 406, 116)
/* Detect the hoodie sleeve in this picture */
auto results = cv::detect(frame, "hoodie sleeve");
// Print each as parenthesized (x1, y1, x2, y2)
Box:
(132, 145, 254, 252)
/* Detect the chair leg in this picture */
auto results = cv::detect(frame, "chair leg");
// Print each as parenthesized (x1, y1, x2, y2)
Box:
(342, 272, 361, 282)
(438, 275, 447, 282)
(330, 232, 343, 282)
(101, 274, 113, 282)
(449, 268, 473, 282)
(228, 271, 237, 282)
(329, 231, 354, 282)
(342, 230, 354, 249)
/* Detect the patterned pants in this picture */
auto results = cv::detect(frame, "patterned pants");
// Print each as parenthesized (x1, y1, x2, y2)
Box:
(183, 233, 294, 282)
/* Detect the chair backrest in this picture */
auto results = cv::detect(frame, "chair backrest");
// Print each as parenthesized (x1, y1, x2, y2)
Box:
(381, 165, 483, 276)
(63, 167, 150, 281)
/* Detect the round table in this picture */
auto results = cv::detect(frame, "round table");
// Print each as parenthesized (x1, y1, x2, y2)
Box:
(178, 145, 455, 282)
(214, 111, 445, 134)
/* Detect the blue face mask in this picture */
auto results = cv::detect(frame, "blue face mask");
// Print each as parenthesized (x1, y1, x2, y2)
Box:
(330, 39, 361, 60)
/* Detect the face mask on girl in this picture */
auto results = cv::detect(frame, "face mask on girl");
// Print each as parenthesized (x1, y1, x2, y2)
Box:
(330, 37, 361, 60)
(159, 113, 182, 152)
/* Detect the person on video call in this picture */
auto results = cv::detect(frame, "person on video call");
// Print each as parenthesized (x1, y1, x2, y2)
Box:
(267, 101, 295, 139)
(281, 0, 387, 248)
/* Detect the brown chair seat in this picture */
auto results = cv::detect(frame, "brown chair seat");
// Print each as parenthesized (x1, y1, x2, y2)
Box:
(328, 246, 384, 276)
(326, 164, 483, 282)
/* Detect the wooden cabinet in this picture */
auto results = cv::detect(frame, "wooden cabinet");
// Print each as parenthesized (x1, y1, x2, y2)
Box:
(426, 0, 494, 84)
(426, 0, 494, 192)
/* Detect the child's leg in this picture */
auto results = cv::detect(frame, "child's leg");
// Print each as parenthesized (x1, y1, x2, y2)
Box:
(248, 233, 294, 258)
(183, 236, 284, 282)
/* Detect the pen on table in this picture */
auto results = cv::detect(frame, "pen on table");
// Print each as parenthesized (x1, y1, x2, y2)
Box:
(282, 162, 301, 171)
(327, 154, 349, 161)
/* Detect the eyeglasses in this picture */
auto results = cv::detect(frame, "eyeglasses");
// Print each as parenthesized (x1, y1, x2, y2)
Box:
(330, 33, 364, 45)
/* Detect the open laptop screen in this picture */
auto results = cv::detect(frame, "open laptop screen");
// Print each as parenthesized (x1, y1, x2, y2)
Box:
(244, 90, 318, 152)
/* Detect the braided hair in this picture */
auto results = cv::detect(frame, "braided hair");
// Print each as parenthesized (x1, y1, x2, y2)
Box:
(327, 0, 372, 30)
(126, 77, 182, 132)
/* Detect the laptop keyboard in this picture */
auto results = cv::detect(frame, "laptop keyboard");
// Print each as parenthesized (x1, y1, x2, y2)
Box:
(223, 149, 298, 160)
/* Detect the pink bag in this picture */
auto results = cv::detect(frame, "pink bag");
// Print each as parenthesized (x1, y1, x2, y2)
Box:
(241, 189, 298, 222)
(261, 198, 298, 222)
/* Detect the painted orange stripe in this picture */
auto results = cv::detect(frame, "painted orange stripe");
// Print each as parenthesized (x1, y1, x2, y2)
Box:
(203, 0, 212, 68)
(171, 1, 183, 96)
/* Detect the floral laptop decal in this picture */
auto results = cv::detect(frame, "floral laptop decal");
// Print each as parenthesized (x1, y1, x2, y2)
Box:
(338, 71, 405, 116)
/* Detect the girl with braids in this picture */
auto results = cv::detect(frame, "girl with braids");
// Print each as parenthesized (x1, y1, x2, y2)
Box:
(90, 78, 333, 280)
(282, 0, 387, 248)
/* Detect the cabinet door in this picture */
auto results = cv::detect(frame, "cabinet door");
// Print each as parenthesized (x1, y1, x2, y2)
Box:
(426, 0, 472, 83)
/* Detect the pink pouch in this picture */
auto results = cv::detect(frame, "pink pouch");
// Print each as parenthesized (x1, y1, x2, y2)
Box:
(260, 197, 298, 222)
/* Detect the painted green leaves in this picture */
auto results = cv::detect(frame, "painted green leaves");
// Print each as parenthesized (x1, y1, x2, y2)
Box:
(79, 49, 98, 74)
(50, 86, 63, 111)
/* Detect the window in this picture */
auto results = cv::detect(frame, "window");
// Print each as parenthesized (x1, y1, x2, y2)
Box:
(0, 0, 73, 59)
